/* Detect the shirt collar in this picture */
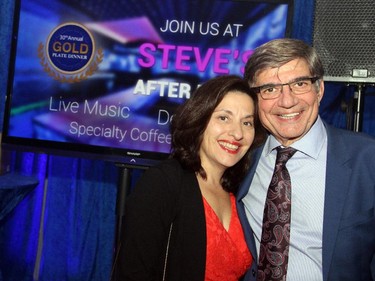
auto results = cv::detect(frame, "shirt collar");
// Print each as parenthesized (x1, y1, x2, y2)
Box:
(265, 116, 326, 159)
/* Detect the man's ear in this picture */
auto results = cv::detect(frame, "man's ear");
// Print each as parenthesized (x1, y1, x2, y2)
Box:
(317, 79, 324, 102)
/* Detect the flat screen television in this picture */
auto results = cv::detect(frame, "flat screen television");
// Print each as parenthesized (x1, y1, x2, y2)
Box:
(2, 0, 293, 168)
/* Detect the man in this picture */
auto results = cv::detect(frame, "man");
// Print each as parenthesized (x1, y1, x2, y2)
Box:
(237, 38, 375, 281)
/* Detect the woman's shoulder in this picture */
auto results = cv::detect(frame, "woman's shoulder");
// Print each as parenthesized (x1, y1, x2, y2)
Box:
(146, 158, 182, 178)
(141, 158, 195, 188)
(154, 157, 196, 175)
(154, 158, 182, 171)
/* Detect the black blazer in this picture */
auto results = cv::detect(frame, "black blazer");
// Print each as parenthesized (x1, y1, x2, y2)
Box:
(118, 159, 207, 280)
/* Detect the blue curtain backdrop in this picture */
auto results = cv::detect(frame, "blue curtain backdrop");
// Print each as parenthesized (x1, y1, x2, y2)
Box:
(0, 0, 374, 280)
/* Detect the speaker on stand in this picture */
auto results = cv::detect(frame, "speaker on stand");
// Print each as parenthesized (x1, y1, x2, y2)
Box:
(312, 0, 375, 132)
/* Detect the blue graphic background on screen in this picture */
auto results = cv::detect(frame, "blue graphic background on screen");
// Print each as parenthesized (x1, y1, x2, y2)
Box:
(8, 0, 288, 155)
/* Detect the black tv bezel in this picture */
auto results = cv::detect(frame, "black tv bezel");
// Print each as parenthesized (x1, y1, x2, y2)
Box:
(2, 0, 294, 168)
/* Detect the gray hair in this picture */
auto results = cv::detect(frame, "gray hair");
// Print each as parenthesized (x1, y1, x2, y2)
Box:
(244, 38, 324, 87)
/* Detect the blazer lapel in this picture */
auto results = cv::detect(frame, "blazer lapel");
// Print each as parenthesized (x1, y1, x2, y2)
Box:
(236, 146, 264, 263)
(238, 146, 263, 200)
(322, 125, 352, 281)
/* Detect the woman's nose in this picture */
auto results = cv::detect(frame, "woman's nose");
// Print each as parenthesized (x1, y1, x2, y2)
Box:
(229, 123, 243, 140)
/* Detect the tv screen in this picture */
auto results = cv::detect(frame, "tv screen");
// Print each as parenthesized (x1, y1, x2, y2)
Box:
(2, 0, 293, 167)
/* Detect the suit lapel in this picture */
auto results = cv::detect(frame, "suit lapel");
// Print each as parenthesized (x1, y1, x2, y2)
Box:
(236, 146, 264, 263)
(322, 125, 352, 281)
(238, 146, 263, 200)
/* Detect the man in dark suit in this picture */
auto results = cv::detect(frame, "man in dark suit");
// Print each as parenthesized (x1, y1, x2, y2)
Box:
(237, 38, 375, 281)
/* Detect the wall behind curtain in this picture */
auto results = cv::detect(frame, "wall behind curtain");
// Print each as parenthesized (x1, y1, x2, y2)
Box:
(0, 0, 374, 281)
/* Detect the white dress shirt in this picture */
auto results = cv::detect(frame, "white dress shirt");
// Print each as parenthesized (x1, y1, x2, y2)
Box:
(243, 116, 327, 281)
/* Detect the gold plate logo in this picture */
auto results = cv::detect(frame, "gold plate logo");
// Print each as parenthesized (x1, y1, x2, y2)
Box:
(38, 22, 103, 83)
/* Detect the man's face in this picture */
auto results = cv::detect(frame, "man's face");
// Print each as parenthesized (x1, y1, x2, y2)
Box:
(255, 58, 324, 146)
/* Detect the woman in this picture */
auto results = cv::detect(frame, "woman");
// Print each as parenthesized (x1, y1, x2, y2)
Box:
(118, 75, 265, 280)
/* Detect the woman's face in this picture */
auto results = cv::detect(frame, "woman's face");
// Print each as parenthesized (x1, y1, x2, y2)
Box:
(199, 91, 255, 174)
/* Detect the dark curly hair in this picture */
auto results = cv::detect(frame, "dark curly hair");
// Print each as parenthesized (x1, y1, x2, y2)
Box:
(170, 75, 266, 193)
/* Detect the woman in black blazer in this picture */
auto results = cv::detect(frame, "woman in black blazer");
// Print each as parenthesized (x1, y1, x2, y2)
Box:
(118, 75, 266, 280)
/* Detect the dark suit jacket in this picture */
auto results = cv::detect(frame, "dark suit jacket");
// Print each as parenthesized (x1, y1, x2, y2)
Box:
(118, 158, 207, 281)
(237, 122, 375, 281)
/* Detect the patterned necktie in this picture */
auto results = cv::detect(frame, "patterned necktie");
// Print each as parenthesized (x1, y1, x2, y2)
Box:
(257, 146, 297, 281)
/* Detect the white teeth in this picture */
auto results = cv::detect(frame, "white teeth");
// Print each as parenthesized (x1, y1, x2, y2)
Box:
(219, 141, 239, 150)
(280, 112, 299, 119)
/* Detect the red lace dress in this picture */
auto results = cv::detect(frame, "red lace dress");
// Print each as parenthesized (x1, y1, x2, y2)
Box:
(203, 193, 252, 281)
